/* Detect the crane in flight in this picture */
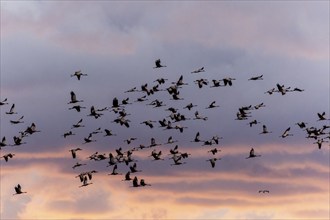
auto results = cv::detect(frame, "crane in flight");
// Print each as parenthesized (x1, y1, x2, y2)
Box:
(248, 75, 263, 80)
(191, 67, 205, 74)
(246, 148, 261, 159)
(153, 59, 166, 68)
(71, 70, 87, 80)
(13, 184, 27, 195)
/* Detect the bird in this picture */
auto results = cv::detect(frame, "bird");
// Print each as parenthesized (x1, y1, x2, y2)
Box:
(192, 132, 202, 142)
(2, 153, 15, 162)
(0, 98, 9, 105)
(68, 91, 83, 104)
(6, 104, 17, 114)
(68, 105, 86, 112)
(248, 75, 263, 80)
(154, 78, 168, 85)
(124, 137, 137, 145)
(165, 136, 178, 144)
(210, 79, 221, 88)
(259, 190, 270, 193)
(10, 116, 24, 124)
(72, 118, 85, 129)
(317, 112, 329, 121)
(109, 164, 122, 175)
(247, 119, 260, 127)
(221, 77, 236, 86)
(208, 148, 221, 155)
(170, 155, 186, 166)
(72, 162, 87, 169)
(13, 184, 27, 195)
(125, 87, 138, 93)
(169, 145, 179, 155)
(246, 148, 261, 159)
(150, 150, 164, 161)
(291, 87, 304, 92)
(194, 111, 208, 121)
(206, 158, 221, 168)
(153, 59, 166, 68)
(24, 123, 40, 135)
(254, 103, 265, 110)
(206, 101, 220, 109)
(83, 133, 96, 144)
(148, 137, 160, 148)
(191, 67, 205, 74)
(104, 129, 116, 137)
(71, 70, 87, 80)
(313, 138, 329, 149)
(184, 103, 197, 111)
(62, 131, 75, 138)
(276, 83, 290, 95)
(260, 125, 272, 134)
(13, 135, 26, 146)
(140, 179, 151, 187)
(87, 106, 103, 119)
(79, 176, 93, 187)
(280, 127, 293, 138)
(122, 171, 133, 181)
(264, 88, 276, 95)
(140, 120, 156, 128)
(69, 148, 82, 159)
(296, 122, 308, 129)
(129, 163, 142, 173)
(132, 176, 140, 187)
(0, 136, 7, 148)
(194, 78, 208, 88)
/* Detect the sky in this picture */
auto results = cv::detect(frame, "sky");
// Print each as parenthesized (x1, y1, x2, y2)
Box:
(0, 1, 329, 219)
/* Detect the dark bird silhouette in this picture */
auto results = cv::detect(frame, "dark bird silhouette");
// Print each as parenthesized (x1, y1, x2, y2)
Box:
(72, 118, 84, 129)
(13, 184, 27, 195)
(72, 162, 87, 169)
(317, 112, 329, 121)
(313, 138, 329, 149)
(10, 116, 24, 124)
(109, 164, 122, 175)
(246, 148, 261, 159)
(296, 122, 308, 129)
(248, 119, 260, 127)
(79, 176, 93, 187)
(221, 77, 236, 86)
(0, 98, 9, 106)
(0, 136, 7, 148)
(280, 127, 293, 138)
(104, 129, 116, 137)
(69, 148, 82, 159)
(206, 101, 220, 109)
(260, 125, 272, 134)
(248, 75, 263, 80)
(153, 59, 166, 68)
(71, 70, 87, 80)
(259, 190, 270, 193)
(184, 103, 197, 111)
(68, 91, 83, 104)
(6, 104, 17, 114)
(62, 131, 75, 138)
(68, 105, 86, 112)
(2, 153, 15, 162)
(208, 148, 221, 155)
(191, 67, 205, 74)
(206, 158, 221, 168)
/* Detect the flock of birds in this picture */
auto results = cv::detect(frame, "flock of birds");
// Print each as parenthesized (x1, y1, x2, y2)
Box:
(1, 58, 329, 195)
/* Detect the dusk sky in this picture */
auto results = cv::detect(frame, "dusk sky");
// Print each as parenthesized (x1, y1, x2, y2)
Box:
(0, 1, 329, 219)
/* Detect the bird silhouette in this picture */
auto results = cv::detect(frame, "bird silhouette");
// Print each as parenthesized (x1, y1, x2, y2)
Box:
(13, 184, 27, 195)
(153, 59, 166, 68)
(71, 70, 87, 80)
(246, 148, 261, 159)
